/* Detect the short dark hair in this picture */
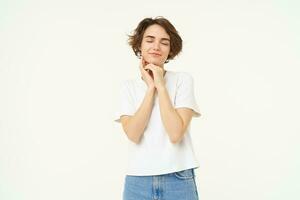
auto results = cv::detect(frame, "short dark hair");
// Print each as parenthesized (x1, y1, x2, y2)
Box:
(127, 16, 183, 63)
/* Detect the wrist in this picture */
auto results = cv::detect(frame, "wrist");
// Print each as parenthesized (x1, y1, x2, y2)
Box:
(156, 85, 167, 92)
(147, 86, 156, 93)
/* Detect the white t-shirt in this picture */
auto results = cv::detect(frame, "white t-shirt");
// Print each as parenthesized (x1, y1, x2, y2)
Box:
(114, 70, 202, 176)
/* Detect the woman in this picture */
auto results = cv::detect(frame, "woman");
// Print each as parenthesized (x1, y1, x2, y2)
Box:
(114, 16, 202, 200)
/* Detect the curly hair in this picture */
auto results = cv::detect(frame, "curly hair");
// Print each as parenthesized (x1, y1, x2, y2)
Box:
(127, 16, 183, 63)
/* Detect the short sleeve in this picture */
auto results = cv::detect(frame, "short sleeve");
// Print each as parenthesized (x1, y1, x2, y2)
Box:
(114, 81, 136, 123)
(174, 73, 202, 117)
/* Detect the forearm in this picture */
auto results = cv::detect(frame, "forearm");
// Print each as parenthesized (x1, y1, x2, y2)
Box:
(157, 86, 183, 143)
(125, 87, 155, 143)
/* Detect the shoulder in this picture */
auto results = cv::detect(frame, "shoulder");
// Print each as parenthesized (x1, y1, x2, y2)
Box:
(171, 70, 193, 78)
(173, 71, 194, 84)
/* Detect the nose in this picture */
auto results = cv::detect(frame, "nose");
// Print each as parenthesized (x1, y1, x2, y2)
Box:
(152, 41, 160, 50)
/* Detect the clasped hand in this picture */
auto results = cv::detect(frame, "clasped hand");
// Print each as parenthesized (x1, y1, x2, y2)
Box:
(139, 56, 166, 90)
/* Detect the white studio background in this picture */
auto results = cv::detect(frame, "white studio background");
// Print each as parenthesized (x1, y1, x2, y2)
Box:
(0, 0, 299, 199)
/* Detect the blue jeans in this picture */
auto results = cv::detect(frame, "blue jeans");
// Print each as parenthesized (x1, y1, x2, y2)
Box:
(123, 168, 199, 200)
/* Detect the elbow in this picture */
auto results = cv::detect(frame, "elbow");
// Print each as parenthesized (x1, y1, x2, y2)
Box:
(169, 132, 183, 144)
(170, 138, 181, 144)
(126, 131, 141, 144)
(169, 119, 186, 144)
(170, 138, 179, 144)
(129, 137, 141, 144)
(123, 127, 141, 144)
(168, 123, 186, 144)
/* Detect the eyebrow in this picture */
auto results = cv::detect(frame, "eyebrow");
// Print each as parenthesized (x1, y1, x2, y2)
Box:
(144, 35, 170, 42)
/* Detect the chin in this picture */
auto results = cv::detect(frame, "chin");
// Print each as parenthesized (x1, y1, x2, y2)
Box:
(146, 58, 163, 66)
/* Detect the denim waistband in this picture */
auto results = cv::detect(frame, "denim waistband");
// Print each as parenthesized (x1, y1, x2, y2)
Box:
(126, 168, 195, 177)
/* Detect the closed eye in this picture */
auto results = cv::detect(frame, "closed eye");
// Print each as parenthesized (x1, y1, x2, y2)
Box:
(146, 41, 169, 46)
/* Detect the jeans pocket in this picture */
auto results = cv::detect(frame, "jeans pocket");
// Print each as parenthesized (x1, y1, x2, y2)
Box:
(174, 169, 194, 180)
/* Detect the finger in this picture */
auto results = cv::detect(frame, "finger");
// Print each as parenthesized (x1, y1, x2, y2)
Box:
(140, 64, 150, 75)
(144, 66, 153, 71)
(142, 57, 150, 66)
(140, 65, 147, 71)
(140, 58, 147, 71)
(145, 65, 155, 71)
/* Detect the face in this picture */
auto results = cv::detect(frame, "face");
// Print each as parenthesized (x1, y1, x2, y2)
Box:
(140, 24, 171, 67)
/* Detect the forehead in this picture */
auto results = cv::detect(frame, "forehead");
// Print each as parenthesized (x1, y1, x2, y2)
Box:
(143, 24, 170, 40)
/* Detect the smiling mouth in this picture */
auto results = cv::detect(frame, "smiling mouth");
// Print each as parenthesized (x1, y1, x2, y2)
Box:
(149, 53, 161, 57)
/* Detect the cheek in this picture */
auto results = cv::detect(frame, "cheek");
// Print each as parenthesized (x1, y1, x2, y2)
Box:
(164, 45, 170, 51)
(141, 41, 150, 49)
(163, 47, 171, 56)
(140, 46, 147, 52)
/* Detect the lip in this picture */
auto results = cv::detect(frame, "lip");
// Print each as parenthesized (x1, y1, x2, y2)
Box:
(149, 53, 162, 56)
